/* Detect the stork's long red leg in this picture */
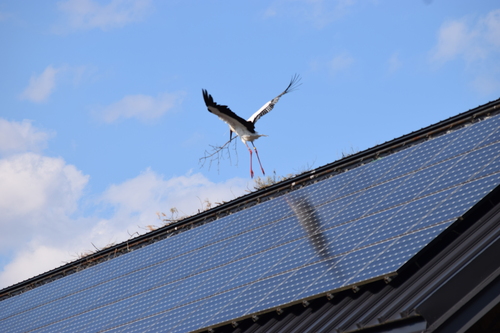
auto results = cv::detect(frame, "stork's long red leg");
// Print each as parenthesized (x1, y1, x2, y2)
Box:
(251, 142, 265, 176)
(246, 143, 254, 178)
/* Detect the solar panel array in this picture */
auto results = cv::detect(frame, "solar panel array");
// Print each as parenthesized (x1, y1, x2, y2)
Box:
(2, 113, 500, 333)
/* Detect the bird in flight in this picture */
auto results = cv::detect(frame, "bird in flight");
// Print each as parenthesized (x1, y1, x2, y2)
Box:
(202, 74, 301, 178)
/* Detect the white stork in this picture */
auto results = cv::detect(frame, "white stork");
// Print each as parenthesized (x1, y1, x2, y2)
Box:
(202, 74, 301, 178)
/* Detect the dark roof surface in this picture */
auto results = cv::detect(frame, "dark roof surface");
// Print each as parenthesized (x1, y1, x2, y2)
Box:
(1, 98, 500, 333)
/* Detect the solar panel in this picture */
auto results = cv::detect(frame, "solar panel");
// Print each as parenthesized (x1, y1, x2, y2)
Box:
(2, 113, 500, 333)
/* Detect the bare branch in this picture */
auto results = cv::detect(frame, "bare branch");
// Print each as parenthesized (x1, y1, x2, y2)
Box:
(127, 230, 140, 238)
(199, 136, 239, 172)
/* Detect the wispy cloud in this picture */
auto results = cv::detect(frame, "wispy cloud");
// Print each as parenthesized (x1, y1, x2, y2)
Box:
(430, 9, 500, 64)
(483, 9, 500, 48)
(19, 64, 96, 103)
(430, 19, 481, 63)
(470, 75, 500, 96)
(19, 66, 60, 103)
(387, 52, 402, 73)
(95, 91, 184, 123)
(0, 119, 53, 156)
(55, 0, 152, 32)
(265, 0, 356, 28)
(430, 9, 500, 95)
(329, 52, 355, 75)
(309, 51, 355, 78)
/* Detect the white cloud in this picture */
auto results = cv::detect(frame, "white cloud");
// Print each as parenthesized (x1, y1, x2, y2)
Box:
(0, 153, 89, 239)
(430, 9, 500, 64)
(102, 170, 247, 219)
(430, 19, 480, 63)
(0, 119, 52, 156)
(0, 163, 249, 288)
(19, 66, 59, 103)
(56, 0, 152, 32)
(95, 91, 184, 123)
(429, 9, 500, 96)
(0, 120, 96, 286)
(0, 245, 72, 287)
(0, 121, 249, 288)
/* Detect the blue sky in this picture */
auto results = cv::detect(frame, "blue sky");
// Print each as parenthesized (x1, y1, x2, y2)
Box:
(1, 0, 500, 288)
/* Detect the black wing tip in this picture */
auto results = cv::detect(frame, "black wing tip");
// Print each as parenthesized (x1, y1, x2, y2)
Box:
(285, 74, 302, 94)
(202, 88, 210, 98)
(202, 89, 214, 106)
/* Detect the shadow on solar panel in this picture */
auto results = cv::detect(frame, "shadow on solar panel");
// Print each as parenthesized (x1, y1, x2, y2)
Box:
(286, 195, 335, 264)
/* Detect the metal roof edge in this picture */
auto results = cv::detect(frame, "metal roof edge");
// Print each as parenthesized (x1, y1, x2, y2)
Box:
(413, 195, 500, 330)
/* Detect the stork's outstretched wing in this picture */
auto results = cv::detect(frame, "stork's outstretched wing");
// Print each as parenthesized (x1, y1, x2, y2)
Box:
(202, 89, 255, 135)
(247, 74, 301, 124)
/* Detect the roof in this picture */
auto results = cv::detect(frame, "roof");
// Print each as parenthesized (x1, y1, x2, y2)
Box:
(215, 184, 500, 333)
(1, 98, 500, 333)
